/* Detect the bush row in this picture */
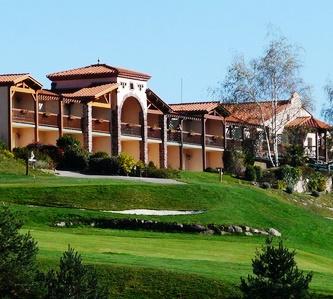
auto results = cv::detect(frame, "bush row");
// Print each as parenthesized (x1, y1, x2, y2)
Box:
(12, 135, 180, 179)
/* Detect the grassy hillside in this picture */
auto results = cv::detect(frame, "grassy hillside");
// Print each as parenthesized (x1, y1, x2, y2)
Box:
(1, 154, 333, 297)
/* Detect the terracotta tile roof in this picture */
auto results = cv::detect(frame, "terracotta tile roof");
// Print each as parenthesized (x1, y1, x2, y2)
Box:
(47, 64, 151, 81)
(223, 100, 290, 126)
(285, 116, 331, 130)
(146, 89, 173, 114)
(0, 73, 29, 85)
(62, 83, 118, 99)
(170, 101, 222, 113)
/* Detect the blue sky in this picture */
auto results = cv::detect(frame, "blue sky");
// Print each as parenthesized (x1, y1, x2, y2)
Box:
(1, 0, 333, 116)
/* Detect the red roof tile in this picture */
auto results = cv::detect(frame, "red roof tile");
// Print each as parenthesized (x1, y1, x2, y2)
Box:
(47, 64, 151, 81)
(62, 83, 118, 99)
(285, 116, 331, 130)
(170, 101, 222, 113)
(223, 100, 290, 125)
(0, 73, 29, 85)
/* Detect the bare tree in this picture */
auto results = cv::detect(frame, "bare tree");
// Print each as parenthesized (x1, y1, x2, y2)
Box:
(322, 81, 333, 124)
(209, 36, 312, 167)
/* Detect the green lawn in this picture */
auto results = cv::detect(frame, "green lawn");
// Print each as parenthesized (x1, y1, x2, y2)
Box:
(2, 157, 333, 297)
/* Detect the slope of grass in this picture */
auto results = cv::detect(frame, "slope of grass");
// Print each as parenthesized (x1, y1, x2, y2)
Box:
(1, 155, 333, 296)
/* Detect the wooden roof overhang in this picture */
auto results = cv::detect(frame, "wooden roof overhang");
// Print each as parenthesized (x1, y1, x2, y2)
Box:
(146, 89, 173, 114)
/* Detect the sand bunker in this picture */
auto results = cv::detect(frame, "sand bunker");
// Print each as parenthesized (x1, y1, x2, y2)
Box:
(103, 209, 204, 216)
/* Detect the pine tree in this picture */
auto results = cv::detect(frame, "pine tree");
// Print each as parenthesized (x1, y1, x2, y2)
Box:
(44, 246, 108, 299)
(0, 207, 42, 298)
(240, 238, 313, 299)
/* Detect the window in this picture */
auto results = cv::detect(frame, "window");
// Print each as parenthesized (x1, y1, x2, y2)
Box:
(138, 84, 144, 91)
(120, 82, 127, 89)
(129, 82, 134, 90)
(39, 102, 46, 112)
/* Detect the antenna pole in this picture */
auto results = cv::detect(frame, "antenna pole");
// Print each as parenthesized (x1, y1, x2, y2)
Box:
(180, 78, 183, 103)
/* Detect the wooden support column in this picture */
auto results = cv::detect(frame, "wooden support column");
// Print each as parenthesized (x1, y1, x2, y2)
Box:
(111, 105, 121, 156)
(325, 130, 329, 163)
(7, 87, 13, 150)
(201, 116, 206, 171)
(159, 114, 168, 168)
(58, 98, 64, 138)
(315, 131, 319, 162)
(140, 112, 148, 164)
(33, 94, 39, 143)
(179, 119, 184, 170)
(82, 103, 93, 152)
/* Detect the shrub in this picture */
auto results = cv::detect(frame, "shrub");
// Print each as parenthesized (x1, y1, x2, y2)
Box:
(1, 149, 14, 159)
(285, 144, 306, 167)
(245, 165, 256, 181)
(261, 182, 271, 189)
(60, 148, 89, 171)
(276, 180, 287, 190)
(308, 172, 327, 192)
(56, 135, 80, 150)
(240, 238, 313, 299)
(286, 185, 293, 194)
(0, 139, 7, 151)
(224, 150, 245, 177)
(277, 165, 301, 189)
(43, 246, 108, 299)
(13, 147, 30, 160)
(260, 169, 276, 184)
(0, 207, 42, 298)
(145, 167, 180, 179)
(312, 190, 320, 197)
(254, 166, 262, 181)
(90, 151, 109, 159)
(205, 167, 219, 173)
(88, 156, 120, 175)
(117, 153, 136, 175)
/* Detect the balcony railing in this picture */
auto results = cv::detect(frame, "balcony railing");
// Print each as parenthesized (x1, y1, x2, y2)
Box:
(92, 119, 110, 133)
(39, 112, 58, 127)
(206, 135, 224, 147)
(183, 131, 202, 145)
(167, 130, 181, 143)
(63, 115, 82, 131)
(12, 108, 35, 124)
(148, 126, 161, 139)
(121, 122, 142, 137)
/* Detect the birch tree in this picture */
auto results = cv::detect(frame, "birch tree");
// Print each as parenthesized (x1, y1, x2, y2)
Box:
(210, 36, 312, 166)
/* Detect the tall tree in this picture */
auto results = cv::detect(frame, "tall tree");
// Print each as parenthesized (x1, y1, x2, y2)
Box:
(0, 207, 42, 299)
(209, 36, 312, 166)
(322, 80, 333, 124)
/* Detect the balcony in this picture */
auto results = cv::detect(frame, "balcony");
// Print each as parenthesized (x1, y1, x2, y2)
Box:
(92, 119, 110, 133)
(148, 126, 161, 139)
(183, 131, 202, 145)
(63, 115, 82, 131)
(121, 122, 142, 137)
(206, 135, 224, 148)
(12, 108, 34, 124)
(39, 112, 59, 127)
(167, 130, 181, 143)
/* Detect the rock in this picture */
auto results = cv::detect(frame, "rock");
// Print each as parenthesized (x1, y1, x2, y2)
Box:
(268, 228, 281, 237)
(233, 225, 243, 233)
(250, 228, 260, 234)
(258, 230, 269, 236)
(90, 222, 95, 227)
(201, 229, 215, 235)
(244, 232, 253, 236)
(192, 224, 206, 232)
(244, 226, 251, 232)
(55, 221, 66, 227)
(227, 225, 235, 233)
